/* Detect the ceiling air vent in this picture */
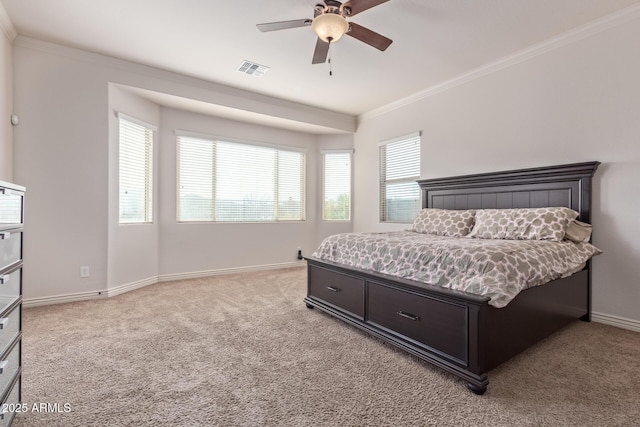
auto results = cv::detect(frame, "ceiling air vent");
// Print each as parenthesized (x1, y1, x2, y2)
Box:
(238, 60, 269, 77)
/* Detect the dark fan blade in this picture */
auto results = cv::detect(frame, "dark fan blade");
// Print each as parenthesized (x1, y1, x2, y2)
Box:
(347, 22, 392, 51)
(256, 19, 312, 32)
(312, 38, 330, 64)
(342, 0, 390, 16)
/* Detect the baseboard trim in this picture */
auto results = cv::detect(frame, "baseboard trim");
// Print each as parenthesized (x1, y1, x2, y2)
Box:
(23, 290, 107, 308)
(592, 312, 640, 333)
(23, 261, 306, 308)
(158, 261, 305, 282)
(106, 276, 159, 298)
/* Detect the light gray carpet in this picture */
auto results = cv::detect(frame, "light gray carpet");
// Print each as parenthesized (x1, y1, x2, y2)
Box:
(14, 267, 640, 426)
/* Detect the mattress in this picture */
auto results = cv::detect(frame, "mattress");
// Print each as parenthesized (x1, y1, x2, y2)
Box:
(312, 231, 602, 308)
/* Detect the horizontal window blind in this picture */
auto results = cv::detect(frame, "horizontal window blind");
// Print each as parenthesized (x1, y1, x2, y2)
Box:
(119, 117, 153, 223)
(380, 133, 421, 223)
(323, 151, 351, 221)
(177, 136, 305, 222)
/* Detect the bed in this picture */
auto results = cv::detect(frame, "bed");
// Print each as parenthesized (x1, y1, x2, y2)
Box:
(304, 161, 600, 394)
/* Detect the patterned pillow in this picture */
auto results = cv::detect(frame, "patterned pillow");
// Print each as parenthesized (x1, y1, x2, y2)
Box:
(467, 207, 578, 241)
(412, 209, 476, 237)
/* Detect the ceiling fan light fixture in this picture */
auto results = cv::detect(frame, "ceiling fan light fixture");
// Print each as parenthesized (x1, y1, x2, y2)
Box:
(312, 13, 349, 42)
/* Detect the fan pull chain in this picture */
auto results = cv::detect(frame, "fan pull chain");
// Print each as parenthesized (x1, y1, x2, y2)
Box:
(328, 40, 333, 77)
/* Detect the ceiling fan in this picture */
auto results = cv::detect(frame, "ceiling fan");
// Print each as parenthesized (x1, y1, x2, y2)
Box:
(257, 0, 392, 64)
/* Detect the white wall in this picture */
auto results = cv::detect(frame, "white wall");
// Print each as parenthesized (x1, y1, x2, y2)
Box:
(354, 16, 640, 323)
(13, 37, 354, 301)
(13, 39, 111, 300)
(0, 21, 13, 182)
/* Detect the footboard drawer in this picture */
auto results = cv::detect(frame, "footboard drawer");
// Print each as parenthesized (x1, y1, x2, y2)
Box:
(308, 265, 365, 319)
(367, 281, 468, 365)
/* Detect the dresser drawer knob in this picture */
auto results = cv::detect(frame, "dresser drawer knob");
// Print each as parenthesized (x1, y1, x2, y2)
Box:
(397, 311, 420, 321)
(326, 286, 341, 292)
(0, 232, 9, 240)
(0, 318, 7, 329)
(0, 275, 8, 285)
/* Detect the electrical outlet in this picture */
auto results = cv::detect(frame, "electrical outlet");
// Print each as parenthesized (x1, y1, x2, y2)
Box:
(80, 266, 90, 278)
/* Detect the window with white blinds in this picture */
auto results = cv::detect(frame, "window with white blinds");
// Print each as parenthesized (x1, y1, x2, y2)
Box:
(322, 151, 352, 221)
(177, 135, 306, 222)
(379, 132, 421, 223)
(119, 116, 153, 224)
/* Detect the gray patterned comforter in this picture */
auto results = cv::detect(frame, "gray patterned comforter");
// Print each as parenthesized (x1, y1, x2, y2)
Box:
(312, 231, 602, 308)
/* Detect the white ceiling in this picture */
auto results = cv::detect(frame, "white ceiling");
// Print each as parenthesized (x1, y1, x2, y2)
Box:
(3, 0, 640, 125)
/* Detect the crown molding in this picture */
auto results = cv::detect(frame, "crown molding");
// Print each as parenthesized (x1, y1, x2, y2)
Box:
(0, 2, 17, 41)
(359, 3, 640, 123)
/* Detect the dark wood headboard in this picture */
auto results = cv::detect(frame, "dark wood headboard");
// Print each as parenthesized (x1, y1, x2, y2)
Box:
(417, 162, 600, 223)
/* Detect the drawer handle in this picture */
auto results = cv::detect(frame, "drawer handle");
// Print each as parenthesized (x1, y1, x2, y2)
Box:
(0, 360, 7, 374)
(0, 275, 8, 285)
(326, 286, 341, 292)
(397, 311, 420, 321)
(0, 318, 7, 329)
(0, 232, 9, 240)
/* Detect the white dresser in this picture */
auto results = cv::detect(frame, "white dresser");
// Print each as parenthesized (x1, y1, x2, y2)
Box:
(0, 181, 24, 426)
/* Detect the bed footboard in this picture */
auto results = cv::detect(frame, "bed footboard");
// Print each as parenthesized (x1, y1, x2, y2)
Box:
(304, 257, 589, 395)
(305, 257, 491, 394)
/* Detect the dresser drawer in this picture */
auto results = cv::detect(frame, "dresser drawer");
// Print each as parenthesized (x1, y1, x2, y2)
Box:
(0, 341, 20, 396)
(0, 306, 20, 357)
(308, 265, 365, 319)
(0, 232, 22, 272)
(0, 373, 20, 427)
(0, 187, 23, 228)
(367, 282, 468, 364)
(0, 268, 20, 314)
